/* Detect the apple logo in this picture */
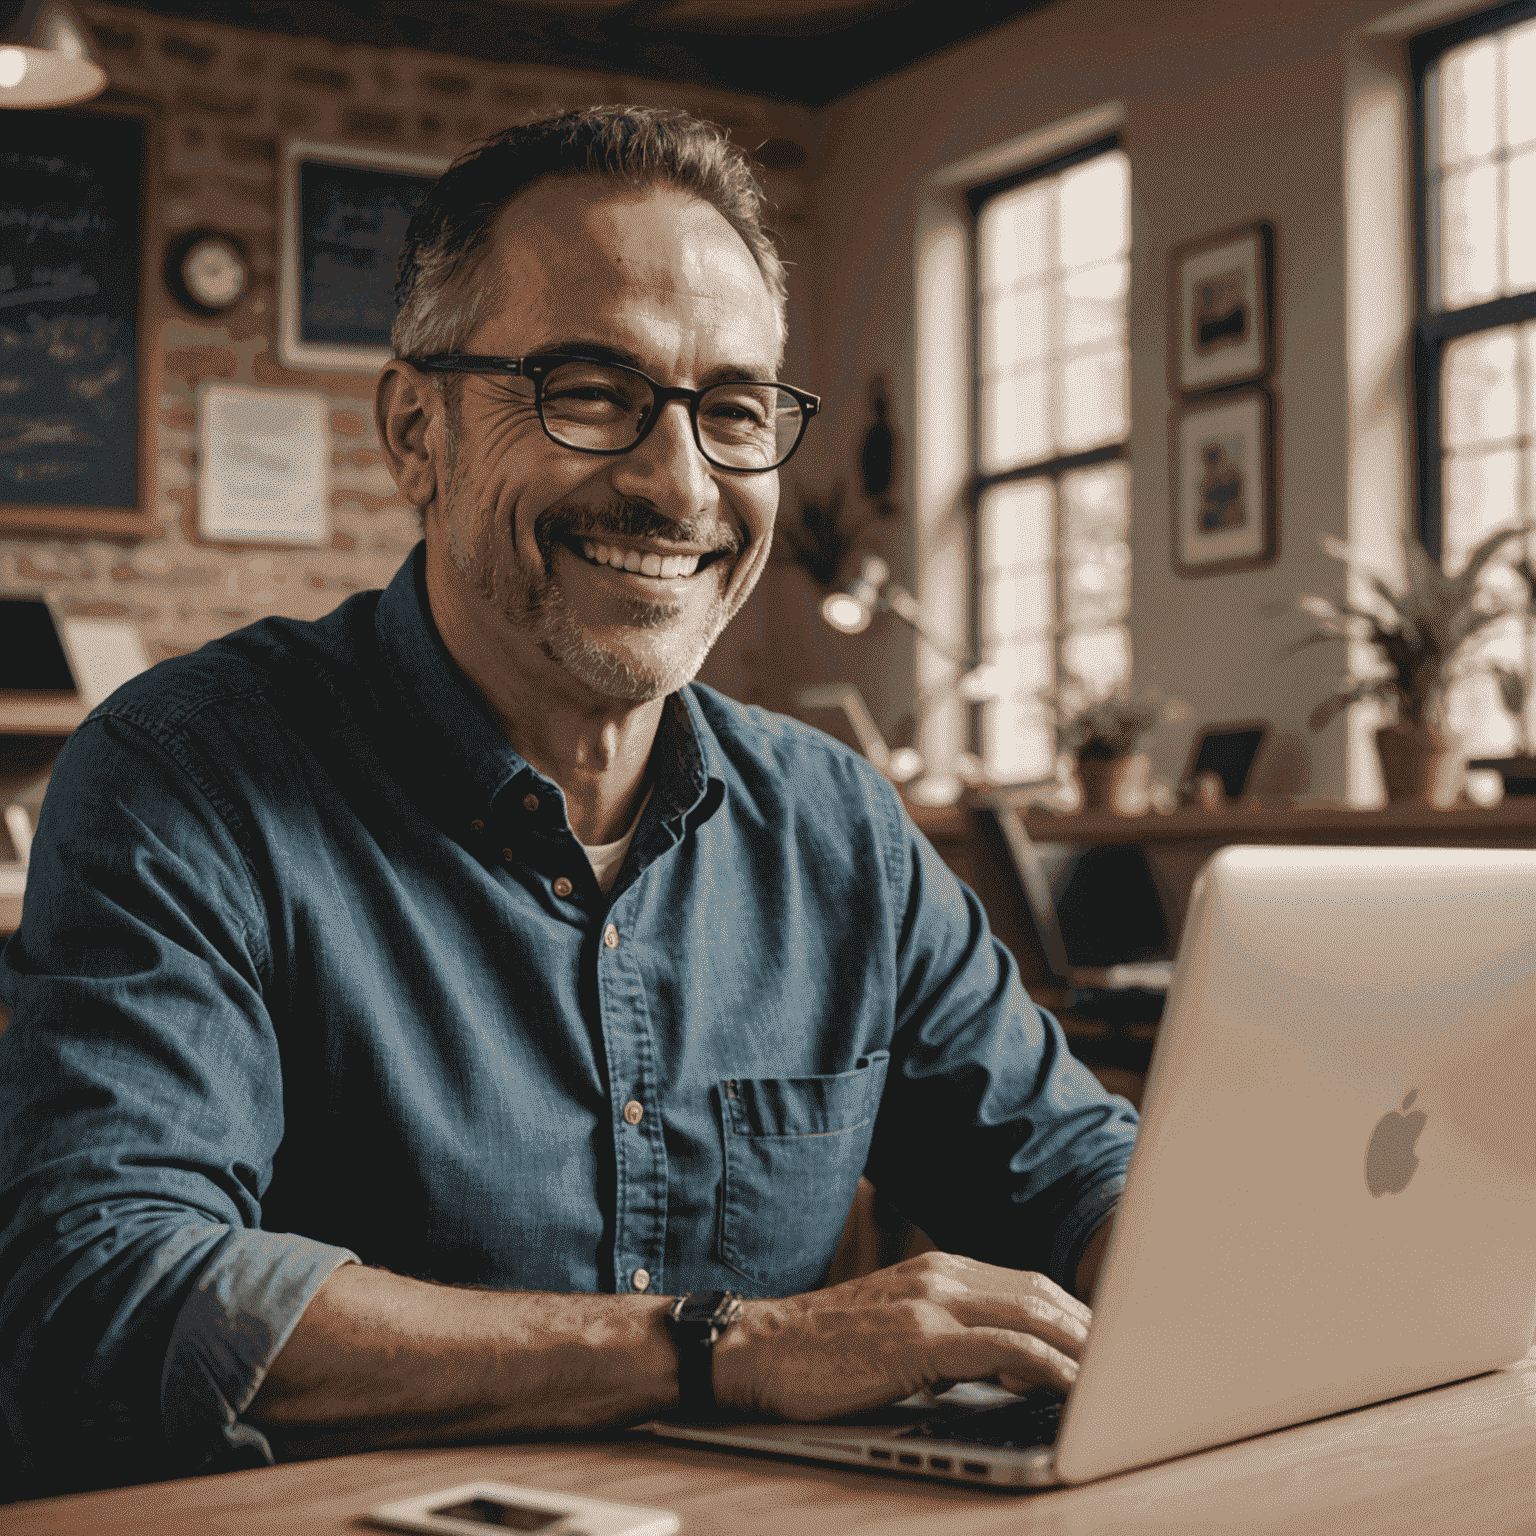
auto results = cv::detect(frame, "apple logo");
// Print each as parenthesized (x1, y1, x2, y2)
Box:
(1365, 1089, 1427, 1197)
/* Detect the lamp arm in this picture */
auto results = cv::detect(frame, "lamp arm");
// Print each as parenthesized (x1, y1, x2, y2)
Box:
(880, 585, 970, 669)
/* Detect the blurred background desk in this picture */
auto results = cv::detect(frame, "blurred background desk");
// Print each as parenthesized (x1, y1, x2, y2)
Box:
(907, 794, 1536, 1106)
(0, 690, 87, 937)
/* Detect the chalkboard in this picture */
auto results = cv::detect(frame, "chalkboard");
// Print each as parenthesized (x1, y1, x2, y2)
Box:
(0, 111, 143, 511)
(279, 140, 449, 372)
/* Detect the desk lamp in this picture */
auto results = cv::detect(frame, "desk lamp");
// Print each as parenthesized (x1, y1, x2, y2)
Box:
(0, 0, 106, 108)
(815, 556, 998, 797)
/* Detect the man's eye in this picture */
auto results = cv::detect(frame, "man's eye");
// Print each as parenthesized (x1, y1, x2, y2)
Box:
(705, 393, 772, 427)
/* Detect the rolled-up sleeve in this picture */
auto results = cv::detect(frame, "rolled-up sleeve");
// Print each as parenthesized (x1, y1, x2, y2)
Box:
(0, 713, 354, 1489)
(868, 796, 1138, 1292)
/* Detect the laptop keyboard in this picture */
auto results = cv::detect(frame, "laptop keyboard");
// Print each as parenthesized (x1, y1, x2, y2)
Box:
(899, 1389, 1066, 1450)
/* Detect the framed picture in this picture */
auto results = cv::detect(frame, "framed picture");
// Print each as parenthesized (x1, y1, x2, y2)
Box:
(1171, 389, 1276, 577)
(279, 139, 451, 372)
(1169, 221, 1272, 395)
(0, 109, 151, 537)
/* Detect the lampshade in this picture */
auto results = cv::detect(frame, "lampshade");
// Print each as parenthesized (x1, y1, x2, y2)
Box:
(0, 0, 106, 109)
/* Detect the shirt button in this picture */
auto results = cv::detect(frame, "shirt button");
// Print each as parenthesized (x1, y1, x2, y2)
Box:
(623, 1099, 644, 1125)
(502, 848, 515, 863)
(552, 876, 573, 898)
(603, 924, 619, 949)
(523, 792, 540, 813)
(470, 819, 485, 833)
(632, 1268, 651, 1292)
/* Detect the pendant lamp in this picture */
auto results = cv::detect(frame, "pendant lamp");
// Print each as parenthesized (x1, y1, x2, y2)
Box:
(0, 0, 107, 108)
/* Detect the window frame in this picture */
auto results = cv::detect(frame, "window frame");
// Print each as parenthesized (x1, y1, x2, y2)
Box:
(1410, 0, 1536, 560)
(963, 132, 1129, 763)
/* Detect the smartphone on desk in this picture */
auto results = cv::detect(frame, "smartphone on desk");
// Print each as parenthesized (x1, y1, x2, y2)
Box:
(366, 1480, 679, 1536)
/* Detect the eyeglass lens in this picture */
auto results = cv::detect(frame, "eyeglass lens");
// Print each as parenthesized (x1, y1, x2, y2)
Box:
(538, 359, 803, 469)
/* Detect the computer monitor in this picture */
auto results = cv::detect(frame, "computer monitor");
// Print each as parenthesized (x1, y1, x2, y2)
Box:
(0, 599, 76, 692)
(1180, 719, 1269, 802)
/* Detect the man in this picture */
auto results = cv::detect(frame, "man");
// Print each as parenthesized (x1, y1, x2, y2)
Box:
(0, 107, 1136, 1496)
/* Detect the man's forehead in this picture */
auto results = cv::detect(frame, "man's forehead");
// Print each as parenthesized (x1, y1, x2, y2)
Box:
(479, 178, 781, 361)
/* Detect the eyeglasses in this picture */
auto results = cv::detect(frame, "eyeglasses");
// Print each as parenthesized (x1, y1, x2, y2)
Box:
(406, 352, 820, 473)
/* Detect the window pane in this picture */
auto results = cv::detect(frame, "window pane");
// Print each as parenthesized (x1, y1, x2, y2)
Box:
(1436, 37, 1499, 165)
(1507, 148, 1536, 292)
(979, 476, 1053, 571)
(1057, 151, 1129, 268)
(1442, 445, 1522, 572)
(982, 698, 1055, 785)
(1059, 348, 1126, 452)
(1060, 259, 1128, 352)
(980, 367, 1049, 472)
(1062, 626, 1131, 701)
(1439, 162, 1501, 307)
(1442, 326, 1519, 450)
(978, 480, 1057, 785)
(1507, 19, 1536, 150)
(979, 281, 1048, 375)
(977, 180, 1051, 291)
(1061, 463, 1131, 632)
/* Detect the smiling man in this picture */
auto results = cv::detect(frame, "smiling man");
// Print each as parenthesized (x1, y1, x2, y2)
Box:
(0, 109, 1136, 1495)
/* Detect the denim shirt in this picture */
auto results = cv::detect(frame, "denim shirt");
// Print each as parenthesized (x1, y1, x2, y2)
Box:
(0, 544, 1135, 1491)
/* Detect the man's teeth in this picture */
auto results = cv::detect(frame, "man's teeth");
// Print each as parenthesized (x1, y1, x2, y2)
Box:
(580, 541, 702, 578)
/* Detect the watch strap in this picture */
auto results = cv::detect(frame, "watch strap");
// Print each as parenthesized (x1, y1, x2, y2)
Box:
(667, 1290, 743, 1420)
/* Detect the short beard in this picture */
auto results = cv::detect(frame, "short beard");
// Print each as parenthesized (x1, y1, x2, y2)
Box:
(447, 476, 744, 704)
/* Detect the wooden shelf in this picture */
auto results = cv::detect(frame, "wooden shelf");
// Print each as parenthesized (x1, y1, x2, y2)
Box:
(0, 691, 90, 737)
(1019, 796, 1536, 848)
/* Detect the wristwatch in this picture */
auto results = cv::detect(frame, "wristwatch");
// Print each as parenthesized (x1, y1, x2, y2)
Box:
(666, 1289, 744, 1420)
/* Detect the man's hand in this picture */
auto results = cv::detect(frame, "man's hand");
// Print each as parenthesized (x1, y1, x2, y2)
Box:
(712, 1251, 1090, 1422)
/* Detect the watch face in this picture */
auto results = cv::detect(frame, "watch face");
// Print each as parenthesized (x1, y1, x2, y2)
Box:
(183, 237, 247, 309)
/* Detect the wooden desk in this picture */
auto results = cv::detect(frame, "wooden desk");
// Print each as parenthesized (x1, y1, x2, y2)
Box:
(8, 1349, 1534, 1534)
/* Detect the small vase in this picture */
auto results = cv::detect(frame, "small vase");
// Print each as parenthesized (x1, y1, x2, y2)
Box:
(1374, 723, 1461, 807)
(1075, 751, 1149, 815)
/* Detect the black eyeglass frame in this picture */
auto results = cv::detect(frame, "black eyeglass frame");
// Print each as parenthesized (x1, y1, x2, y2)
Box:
(406, 352, 821, 474)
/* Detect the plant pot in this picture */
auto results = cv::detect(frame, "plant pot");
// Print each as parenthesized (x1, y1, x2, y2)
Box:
(1374, 724, 1461, 807)
(1075, 751, 1149, 815)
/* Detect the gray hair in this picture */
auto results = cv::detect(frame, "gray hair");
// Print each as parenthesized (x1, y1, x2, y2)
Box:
(392, 105, 788, 364)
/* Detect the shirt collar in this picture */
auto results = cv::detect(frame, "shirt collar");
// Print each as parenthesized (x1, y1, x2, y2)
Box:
(373, 542, 720, 837)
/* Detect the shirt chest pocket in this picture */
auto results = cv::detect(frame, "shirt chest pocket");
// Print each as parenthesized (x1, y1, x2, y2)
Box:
(717, 1052, 890, 1295)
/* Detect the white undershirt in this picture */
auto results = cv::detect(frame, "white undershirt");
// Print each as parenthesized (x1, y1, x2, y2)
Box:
(580, 788, 652, 893)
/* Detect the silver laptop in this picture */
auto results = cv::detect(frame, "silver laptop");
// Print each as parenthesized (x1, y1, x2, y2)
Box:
(651, 846, 1536, 1487)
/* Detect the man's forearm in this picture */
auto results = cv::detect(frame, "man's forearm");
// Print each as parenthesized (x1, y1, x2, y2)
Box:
(246, 1263, 677, 1454)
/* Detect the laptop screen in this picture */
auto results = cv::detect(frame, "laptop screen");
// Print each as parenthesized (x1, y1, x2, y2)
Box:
(0, 600, 76, 692)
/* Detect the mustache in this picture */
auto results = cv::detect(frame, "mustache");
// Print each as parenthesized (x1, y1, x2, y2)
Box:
(533, 499, 743, 562)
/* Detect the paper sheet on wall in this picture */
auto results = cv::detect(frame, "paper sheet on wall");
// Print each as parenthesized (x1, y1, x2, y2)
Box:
(59, 617, 151, 709)
(198, 383, 329, 544)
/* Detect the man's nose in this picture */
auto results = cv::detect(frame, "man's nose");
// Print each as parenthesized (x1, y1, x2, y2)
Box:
(609, 398, 720, 521)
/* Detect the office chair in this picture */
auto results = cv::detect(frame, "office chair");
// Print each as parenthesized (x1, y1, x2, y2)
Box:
(979, 793, 1174, 1024)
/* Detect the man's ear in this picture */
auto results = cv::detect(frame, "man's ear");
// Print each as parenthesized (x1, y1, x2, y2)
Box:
(376, 360, 444, 513)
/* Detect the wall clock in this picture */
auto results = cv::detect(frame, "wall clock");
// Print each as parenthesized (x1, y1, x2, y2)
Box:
(165, 229, 249, 315)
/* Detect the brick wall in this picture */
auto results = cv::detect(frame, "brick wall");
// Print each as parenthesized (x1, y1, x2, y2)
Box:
(3, 3, 811, 666)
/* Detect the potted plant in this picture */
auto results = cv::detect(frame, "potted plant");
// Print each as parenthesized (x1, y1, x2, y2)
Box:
(1043, 675, 1184, 814)
(1479, 536, 1536, 796)
(1285, 525, 1519, 805)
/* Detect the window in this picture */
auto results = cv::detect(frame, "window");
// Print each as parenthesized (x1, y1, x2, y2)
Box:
(967, 138, 1131, 784)
(1413, 1, 1536, 754)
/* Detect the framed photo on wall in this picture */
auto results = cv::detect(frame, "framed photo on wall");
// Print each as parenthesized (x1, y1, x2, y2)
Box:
(1171, 388, 1276, 577)
(279, 139, 451, 372)
(1168, 221, 1273, 395)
